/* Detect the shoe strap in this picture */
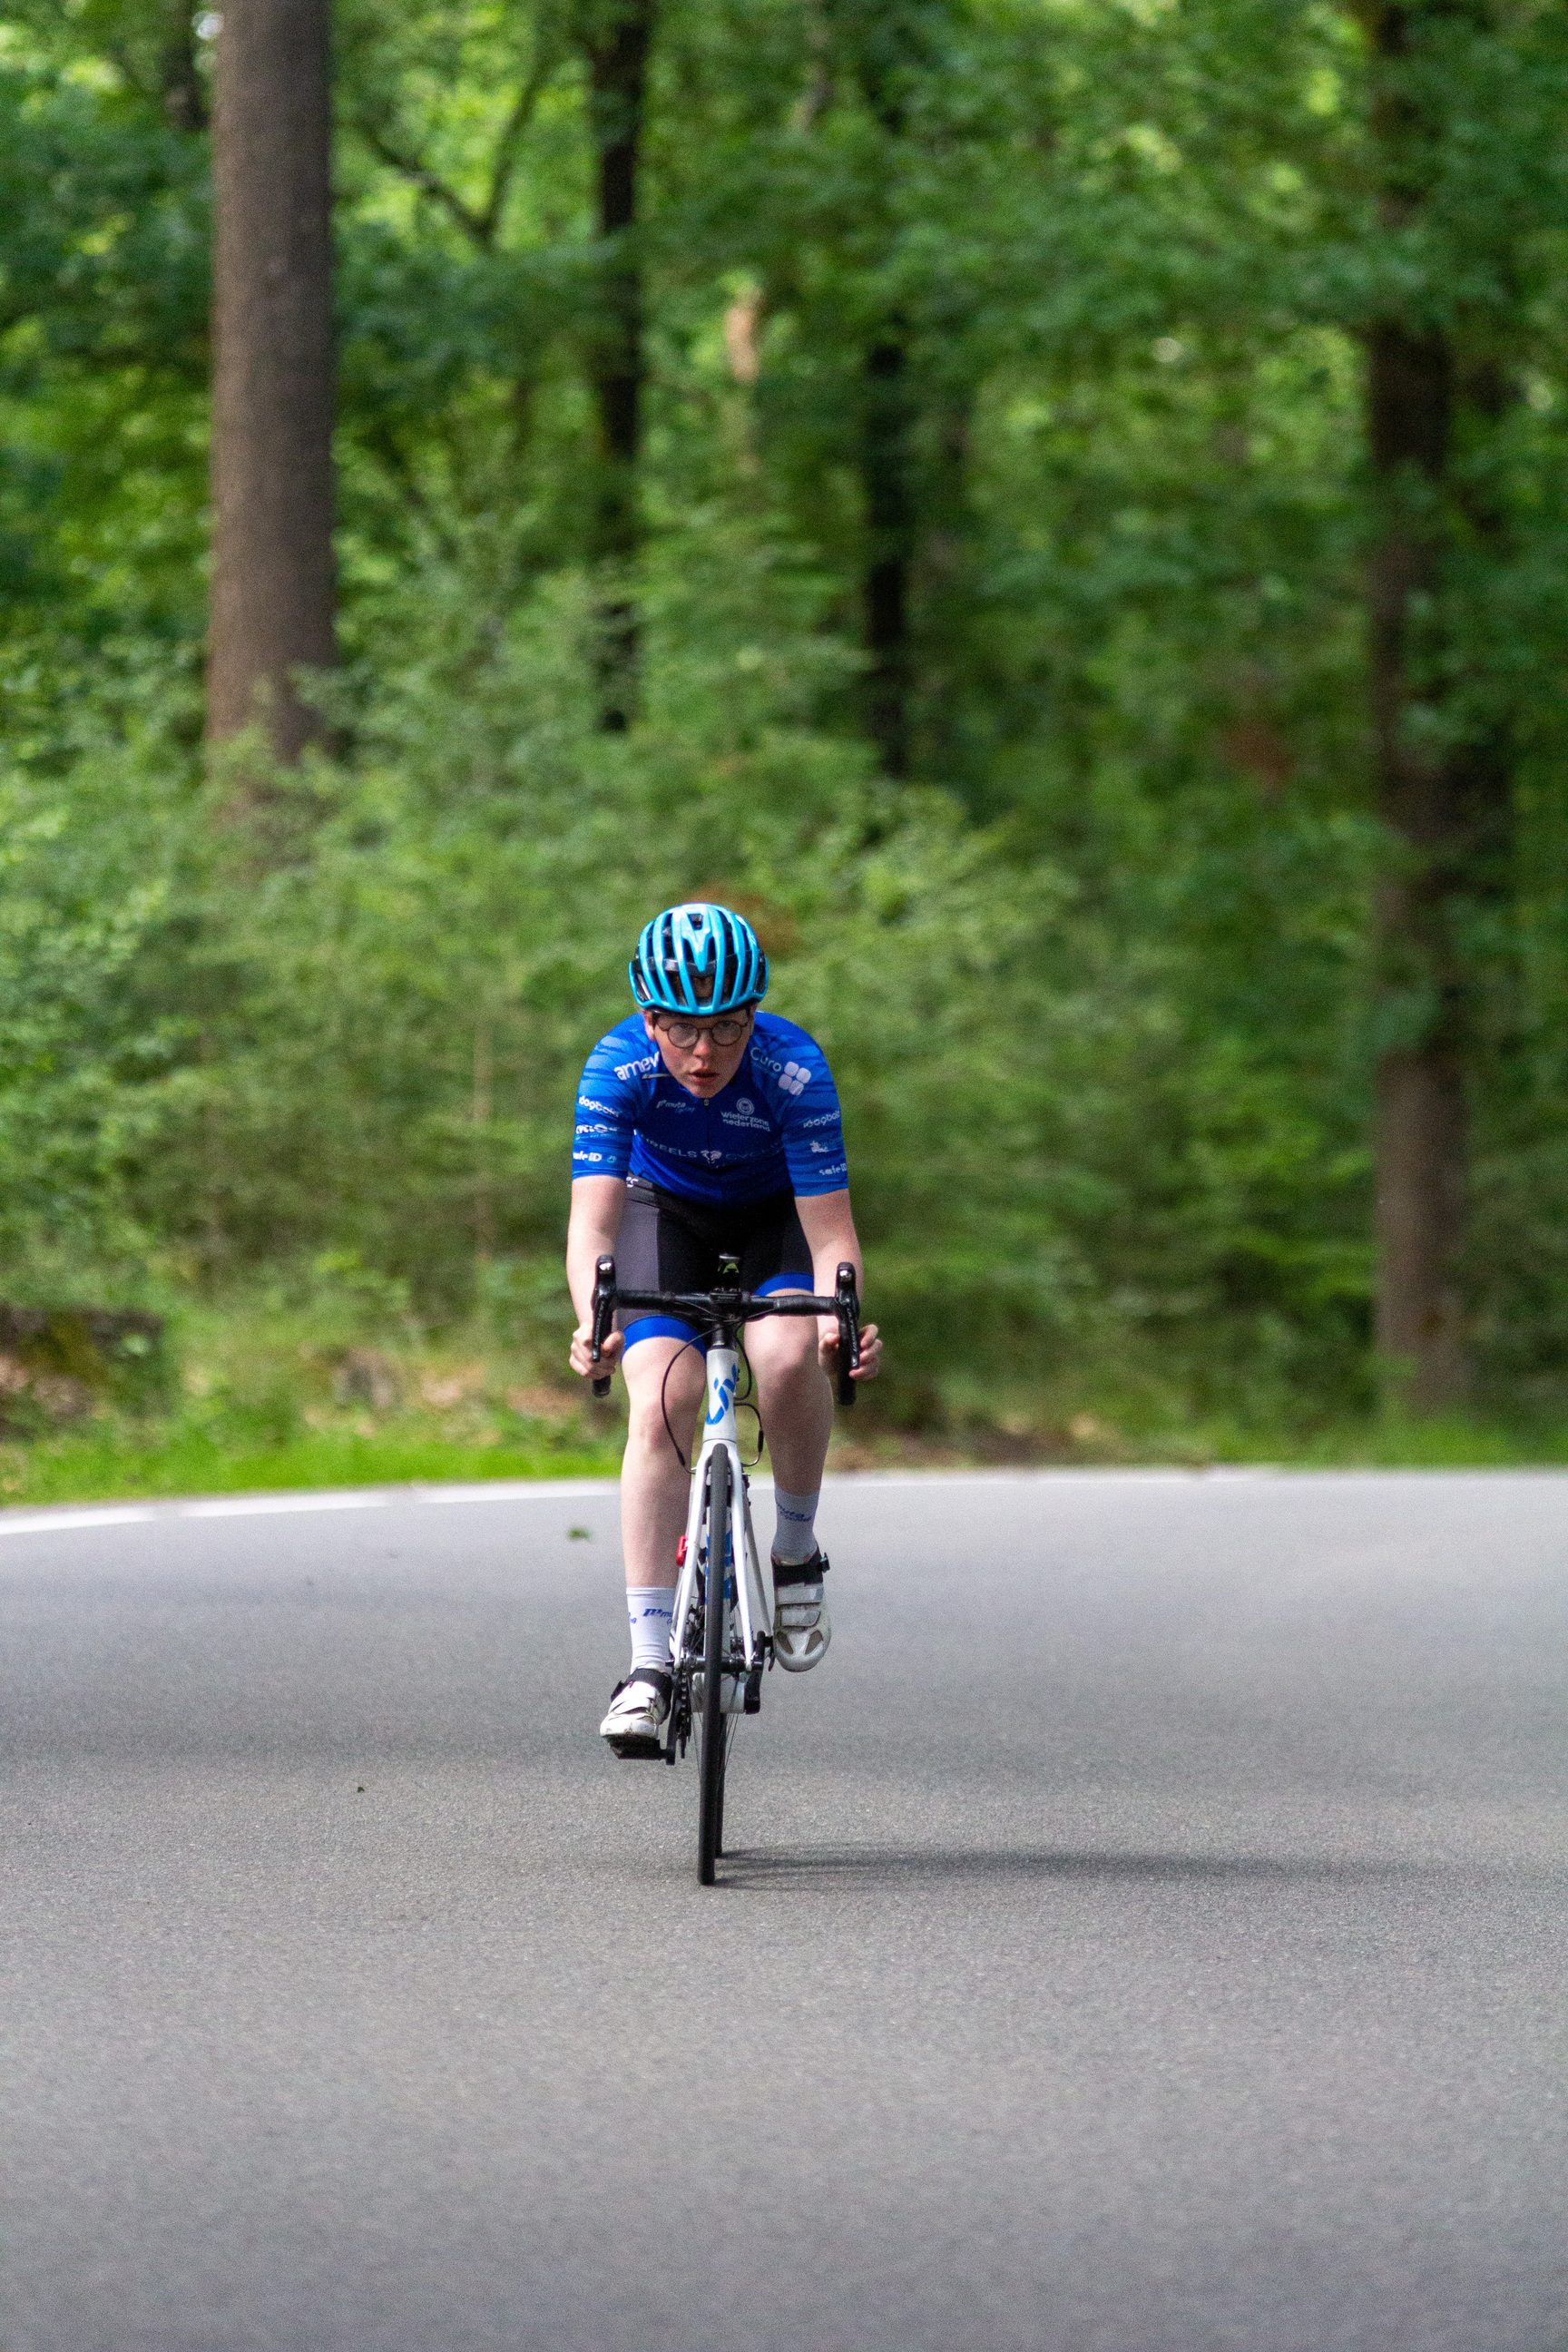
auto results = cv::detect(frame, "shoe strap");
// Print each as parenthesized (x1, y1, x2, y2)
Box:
(617, 1668, 671, 1702)
(771, 1550, 828, 1586)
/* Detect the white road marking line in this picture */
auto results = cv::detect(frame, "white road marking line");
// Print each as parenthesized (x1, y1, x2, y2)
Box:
(0, 1506, 157, 1536)
(0, 1464, 1533, 1544)
(181, 1493, 390, 1518)
(413, 1481, 618, 1504)
(823, 1469, 1209, 1487)
(0, 1478, 623, 1536)
(0, 1465, 1292, 1543)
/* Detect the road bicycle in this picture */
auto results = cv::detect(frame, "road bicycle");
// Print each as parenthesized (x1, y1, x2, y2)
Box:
(589, 1251, 861, 1886)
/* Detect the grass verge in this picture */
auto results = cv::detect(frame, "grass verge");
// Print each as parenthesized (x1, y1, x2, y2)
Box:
(2, 1289, 1567, 1508)
(0, 1426, 623, 1507)
(6, 1405, 1568, 1509)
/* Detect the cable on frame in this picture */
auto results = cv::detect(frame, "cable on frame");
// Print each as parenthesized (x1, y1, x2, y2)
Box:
(659, 1338, 703, 1470)
(658, 1335, 764, 1469)
(732, 1344, 765, 1465)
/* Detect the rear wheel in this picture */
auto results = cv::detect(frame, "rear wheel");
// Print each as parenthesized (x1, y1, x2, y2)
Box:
(698, 1447, 730, 1886)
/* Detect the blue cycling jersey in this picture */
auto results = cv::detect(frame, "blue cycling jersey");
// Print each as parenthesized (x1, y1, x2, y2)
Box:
(573, 1012, 848, 1206)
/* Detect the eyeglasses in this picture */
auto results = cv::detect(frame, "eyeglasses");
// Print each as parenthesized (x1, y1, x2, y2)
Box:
(652, 1012, 753, 1049)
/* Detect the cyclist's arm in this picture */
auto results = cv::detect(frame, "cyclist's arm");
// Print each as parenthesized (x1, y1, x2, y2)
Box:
(795, 1189, 882, 1381)
(566, 1174, 627, 1377)
(794, 1189, 861, 1296)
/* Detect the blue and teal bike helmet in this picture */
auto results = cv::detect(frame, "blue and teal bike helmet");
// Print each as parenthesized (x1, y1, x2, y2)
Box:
(630, 902, 768, 1015)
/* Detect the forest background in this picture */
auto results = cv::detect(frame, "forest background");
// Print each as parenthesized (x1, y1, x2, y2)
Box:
(3, 0, 1568, 1500)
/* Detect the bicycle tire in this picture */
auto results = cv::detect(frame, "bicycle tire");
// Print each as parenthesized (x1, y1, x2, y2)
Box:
(698, 1446, 730, 1886)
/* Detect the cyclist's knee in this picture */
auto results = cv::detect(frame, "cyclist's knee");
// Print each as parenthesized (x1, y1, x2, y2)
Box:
(622, 1343, 703, 1446)
(750, 1318, 819, 1388)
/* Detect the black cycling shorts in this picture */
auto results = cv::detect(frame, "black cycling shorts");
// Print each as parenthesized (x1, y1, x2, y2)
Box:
(616, 1177, 813, 1350)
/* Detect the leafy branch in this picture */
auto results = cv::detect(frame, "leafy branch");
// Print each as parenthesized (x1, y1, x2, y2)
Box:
(352, 38, 563, 251)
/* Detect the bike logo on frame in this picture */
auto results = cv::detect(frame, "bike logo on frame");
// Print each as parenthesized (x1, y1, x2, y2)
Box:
(706, 1371, 736, 1424)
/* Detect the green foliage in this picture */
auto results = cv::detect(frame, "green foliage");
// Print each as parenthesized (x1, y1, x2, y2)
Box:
(0, 0, 1567, 1470)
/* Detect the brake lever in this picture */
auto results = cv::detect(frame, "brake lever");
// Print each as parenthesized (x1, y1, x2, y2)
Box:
(834, 1261, 860, 1410)
(590, 1254, 616, 1398)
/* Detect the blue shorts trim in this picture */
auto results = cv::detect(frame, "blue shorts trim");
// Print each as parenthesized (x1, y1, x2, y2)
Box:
(623, 1313, 702, 1351)
(623, 1279, 810, 1351)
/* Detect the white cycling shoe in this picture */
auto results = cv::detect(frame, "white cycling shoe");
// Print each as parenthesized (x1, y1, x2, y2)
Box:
(600, 1669, 671, 1757)
(772, 1551, 831, 1672)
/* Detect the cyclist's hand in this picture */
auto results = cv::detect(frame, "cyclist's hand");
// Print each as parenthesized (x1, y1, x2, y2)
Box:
(570, 1322, 624, 1381)
(819, 1318, 882, 1382)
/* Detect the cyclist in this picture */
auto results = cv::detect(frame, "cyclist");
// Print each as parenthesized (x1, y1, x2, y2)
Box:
(566, 901, 882, 1755)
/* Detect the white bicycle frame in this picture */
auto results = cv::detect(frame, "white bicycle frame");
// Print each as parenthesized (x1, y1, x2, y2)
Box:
(667, 1337, 771, 1708)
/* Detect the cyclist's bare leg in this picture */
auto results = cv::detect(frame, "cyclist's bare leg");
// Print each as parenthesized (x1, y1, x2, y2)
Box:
(744, 1304, 833, 1498)
(619, 1335, 705, 1588)
(745, 1299, 834, 1667)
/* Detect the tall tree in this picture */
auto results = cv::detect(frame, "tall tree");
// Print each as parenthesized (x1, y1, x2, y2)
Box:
(160, 0, 206, 134)
(810, 0, 971, 780)
(208, 0, 337, 763)
(860, 332, 916, 777)
(1364, 300, 1467, 1406)
(580, 0, 656, 731)
(838, 0, 928, 779)
(1358, 0, 1514, 1408)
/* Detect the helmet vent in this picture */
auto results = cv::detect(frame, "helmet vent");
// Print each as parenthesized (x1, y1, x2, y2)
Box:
(630, 901, 769, 1015)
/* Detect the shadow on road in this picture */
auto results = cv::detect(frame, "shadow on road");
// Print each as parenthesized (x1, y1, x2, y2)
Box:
(716, 1845, 1470, 1891)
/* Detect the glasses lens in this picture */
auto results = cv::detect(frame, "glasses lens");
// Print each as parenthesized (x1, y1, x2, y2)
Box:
(662, 1015, 746, 1047)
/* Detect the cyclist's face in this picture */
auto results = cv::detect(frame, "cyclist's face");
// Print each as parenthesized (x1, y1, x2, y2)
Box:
(643, 1006, 755, 1097)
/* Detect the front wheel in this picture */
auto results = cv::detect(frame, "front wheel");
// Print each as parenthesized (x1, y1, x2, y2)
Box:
(698, 1447, 730, 1886)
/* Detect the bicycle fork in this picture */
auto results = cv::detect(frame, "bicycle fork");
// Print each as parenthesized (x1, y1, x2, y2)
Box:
(665, 1341, 771, 1757)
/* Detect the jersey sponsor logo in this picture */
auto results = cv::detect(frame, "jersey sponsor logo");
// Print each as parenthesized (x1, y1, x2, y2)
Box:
(574, 1150, 608, 1164)
(735, 1097, 756, 1117)
(613, 1053, 660, 1080)
(749, 1048, 812, 1095)
(576, 1122, 619, 1136)
(809, 1140, 831, 1152)
(799, 1112, 838, 1129)
(720, 1110, 770, 1131)
(577, 1094, 619, 1114)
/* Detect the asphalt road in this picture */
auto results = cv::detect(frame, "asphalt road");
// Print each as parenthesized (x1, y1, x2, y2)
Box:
(5, 1469, 1568, 2352)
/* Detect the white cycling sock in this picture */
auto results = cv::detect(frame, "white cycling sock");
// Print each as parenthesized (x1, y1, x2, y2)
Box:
(771, 1485, 821, 1567)
(627, 1586, 675, 1675)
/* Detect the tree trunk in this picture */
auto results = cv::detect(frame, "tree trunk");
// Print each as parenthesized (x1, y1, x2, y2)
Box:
(1365, 315, 1470, 1407)
(846, 5, 943, 779)
(1362, 0, 1514, 1412)
(863, 333, 915, 778)
(914, 392, 972, 783)
(161, 1, 206, 133)
(208, 0, 337, 766)
(583, 0, 655, 732)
